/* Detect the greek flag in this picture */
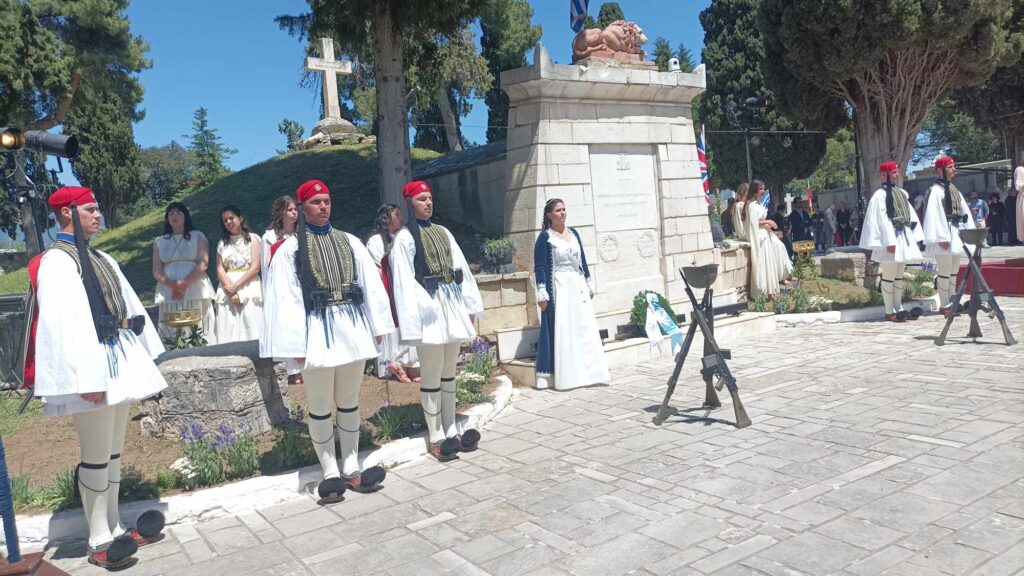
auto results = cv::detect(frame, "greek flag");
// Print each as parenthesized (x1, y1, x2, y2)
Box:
(570, 0, 589, 33)
(761, 189, 772, 209)
(697, 125, 711, 205)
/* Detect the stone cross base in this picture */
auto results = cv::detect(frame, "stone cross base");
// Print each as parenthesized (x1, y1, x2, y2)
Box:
(140, 341, 290, 438)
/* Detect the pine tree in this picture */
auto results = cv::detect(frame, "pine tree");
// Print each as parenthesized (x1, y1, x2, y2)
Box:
(597, 2, 624, 28)
(652, 38, 673, 72)
(186, 107, 237, 190)
(480, 0, 542, 143)
(676, 43, 695, 73)
(278, 119, 306, 153)
(699, 0, 828, 199)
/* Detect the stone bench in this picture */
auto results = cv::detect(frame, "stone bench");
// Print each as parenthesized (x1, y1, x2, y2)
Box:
(139, 340, 290, 438)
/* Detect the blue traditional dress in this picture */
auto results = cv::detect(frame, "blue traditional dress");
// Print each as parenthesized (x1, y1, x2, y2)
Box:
(534, 228, 609, 390)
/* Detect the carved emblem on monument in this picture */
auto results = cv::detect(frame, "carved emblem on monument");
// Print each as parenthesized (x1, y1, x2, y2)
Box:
(637, 230, 657, 258)
(572, 20, 649, 63)
(599, 235, 620, 262)
(616, 153, 630, 171)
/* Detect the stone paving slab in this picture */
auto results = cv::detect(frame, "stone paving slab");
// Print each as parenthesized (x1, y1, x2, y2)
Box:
(43, 298, 1024, 575)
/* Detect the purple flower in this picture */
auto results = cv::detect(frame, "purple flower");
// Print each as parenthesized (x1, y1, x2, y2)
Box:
(190, 422, 206, 442)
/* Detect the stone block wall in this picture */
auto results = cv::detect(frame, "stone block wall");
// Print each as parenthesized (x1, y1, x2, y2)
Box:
(420, 158, 508, 237)
(0, 251, 26, 276)
(474, 271, 536, 336)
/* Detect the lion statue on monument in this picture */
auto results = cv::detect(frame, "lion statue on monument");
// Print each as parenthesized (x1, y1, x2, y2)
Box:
(571, 20, 649, 62)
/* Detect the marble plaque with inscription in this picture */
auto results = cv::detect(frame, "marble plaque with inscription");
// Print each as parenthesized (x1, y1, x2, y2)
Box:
(588, 144, 664, 313)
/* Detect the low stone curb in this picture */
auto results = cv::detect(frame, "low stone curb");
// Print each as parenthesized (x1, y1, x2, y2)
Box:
(9, 375, 515, 549)
(774, 295, 941, 326)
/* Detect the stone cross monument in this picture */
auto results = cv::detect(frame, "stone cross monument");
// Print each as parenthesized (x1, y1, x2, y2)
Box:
(301, 37, 361, 146)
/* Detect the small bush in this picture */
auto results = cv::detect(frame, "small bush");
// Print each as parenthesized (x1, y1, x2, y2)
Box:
(178, 423, 225, 489)
(265, 408, 318, 473)
(119, 465, 160, 503)
(35, 468, 77, 512)
(218, 424, 260, 480)
(10, 475, 33, 508)
(748, 292, 770, 312)
(481, 237, 514, 259)
(156, 470, 177, 492)
(370, 404, 425, 443)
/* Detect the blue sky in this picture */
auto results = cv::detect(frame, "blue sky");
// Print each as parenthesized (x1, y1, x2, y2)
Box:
(124, 0, 712, 171)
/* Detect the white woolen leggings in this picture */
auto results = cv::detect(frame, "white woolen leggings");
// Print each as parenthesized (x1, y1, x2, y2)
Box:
(303, 361, 364, 479)
(933, 253, 962, 308)
(417, 342, 461, 444)
(72, 403, 131, 548)
(879, 261, 906, 315)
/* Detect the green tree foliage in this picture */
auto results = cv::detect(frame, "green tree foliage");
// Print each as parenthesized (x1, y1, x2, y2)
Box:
(597, 2, 624, 28)
(64, 90, 143, 227)
(760, 0, 1024, 192)
(584, 15, 598, 29)
(808, 127, 856, 192)
(139, 141, 192, 201)
(479, 0, 542, 143)
(407, 27, 492, 152)
(277, 119, 306, 153)
(699, 0, 828, 200)
(0, 0, 149, 237)
(652, 37, 673, 72)
(276, 0, 487, 206)
(915, 101, 1004, 166)
(949, 2, 1024, 167)
(185, 107, 236, 191)
(676, 43, 695, 73)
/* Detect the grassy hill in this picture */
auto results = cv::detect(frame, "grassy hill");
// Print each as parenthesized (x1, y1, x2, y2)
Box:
(0, 143, 442, 301)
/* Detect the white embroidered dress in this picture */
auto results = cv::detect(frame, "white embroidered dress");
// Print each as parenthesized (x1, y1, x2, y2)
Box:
(746, 201, 782, 296)
(542, 232, 609, 391)
(215, 233, 264, 343)
(153, 232, 216, 342)
(35, 248, 167, 416)
(366, 233, 419, 377)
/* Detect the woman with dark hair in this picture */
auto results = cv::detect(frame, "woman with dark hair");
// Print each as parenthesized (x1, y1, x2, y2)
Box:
(390, 181, 483, 461)
(260, 196, 302, 383)
(533, 198, 609, 391)
(366, 203, 420, 383)
(744, 180, 782, 297)
(214, 205, 263, 342)
(731, 182, 750, 242)
(152, 202, 217, 342)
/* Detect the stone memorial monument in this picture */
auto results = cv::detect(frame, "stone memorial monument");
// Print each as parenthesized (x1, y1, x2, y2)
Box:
(299, 37, 374, 149)
(500, 41, 712, 331)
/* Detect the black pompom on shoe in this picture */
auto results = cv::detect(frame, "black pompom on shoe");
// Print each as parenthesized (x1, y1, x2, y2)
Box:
(136, 509, 165, 540)
(459, 429, 481, 452)
(346, 466, 387, 493)
(429, 438, 461, 462)
(88, 534, 138, 570)
(317, 477, 347, 504)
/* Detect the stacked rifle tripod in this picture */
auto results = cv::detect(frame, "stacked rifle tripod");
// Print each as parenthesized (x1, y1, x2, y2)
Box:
(653, 265, 751, 429)
(936, 227, 1016, 347)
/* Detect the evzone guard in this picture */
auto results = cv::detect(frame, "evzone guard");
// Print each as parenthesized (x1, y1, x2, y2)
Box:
(860, 161, 925, 322)
(260, 180, 392, 504)
(25, 187, 167, 570)
(923, 155, 977, 317)
(390, 181, 484, 461)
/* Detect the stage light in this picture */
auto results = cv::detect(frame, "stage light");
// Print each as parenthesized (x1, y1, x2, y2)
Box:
(0, 127, 25, 151)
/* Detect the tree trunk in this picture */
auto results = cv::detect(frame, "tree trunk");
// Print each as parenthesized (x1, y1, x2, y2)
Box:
(15, 155, 42, 258)
(372, 2, 411, 207)
(436, 86, 463, 153)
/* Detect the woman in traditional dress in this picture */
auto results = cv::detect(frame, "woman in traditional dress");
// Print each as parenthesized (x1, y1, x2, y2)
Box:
(214, 205, 263, 342)
(261, 196, 302, 384)
(533, 198, 610, 391)
(730, 182, 750, 242)
(152, 202, 217, 343)
(743, 180, 782, 297)
(366, 203, 420, 383)
(390, 180, 483, 461)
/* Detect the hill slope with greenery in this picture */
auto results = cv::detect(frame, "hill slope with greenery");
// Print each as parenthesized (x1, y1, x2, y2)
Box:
(0, 143, 442, 301)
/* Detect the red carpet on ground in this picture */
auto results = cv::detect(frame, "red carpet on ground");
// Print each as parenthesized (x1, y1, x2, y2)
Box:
(956, 258, 1024, 296)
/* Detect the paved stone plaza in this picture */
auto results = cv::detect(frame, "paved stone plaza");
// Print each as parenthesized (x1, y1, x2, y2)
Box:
(49, 299, 1024, 576)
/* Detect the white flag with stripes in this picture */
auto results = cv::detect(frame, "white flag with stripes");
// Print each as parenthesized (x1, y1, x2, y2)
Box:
(570, 0, 589, 33)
